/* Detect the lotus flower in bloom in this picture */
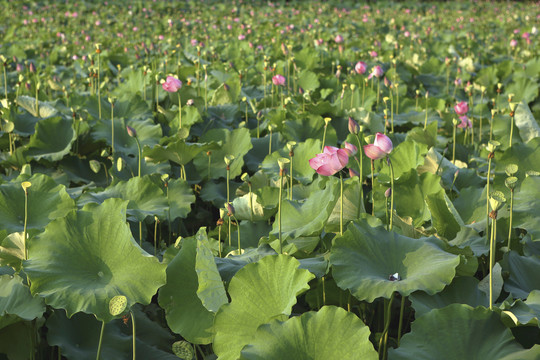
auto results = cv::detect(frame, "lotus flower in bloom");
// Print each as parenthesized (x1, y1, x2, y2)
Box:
(343, 142, 358, 156)
(309, 146, 349, 176)
(162, 76, 182, 93)
(510, 39, 518, 47)
(334, 34, 344, 43)
(457, 115, 472, 129)
(363, 133, 393, 160)
(272, 74, 286, 86)
(368, 65, 384, 79)
(454, 101, 468, 116)
(355, 61, 367, 74)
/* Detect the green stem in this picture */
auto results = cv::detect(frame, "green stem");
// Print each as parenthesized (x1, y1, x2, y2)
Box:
(397, 295, 406, 346)
(218, 225, 222, 257)
(486, 156, 492, 254)
(248, 184, 253, 221)
(135, 138, 142, 177)
(452, 124, 457, 165)
(479, 92, 484, 142)
(370, 159, 375, 216)
(489, 216, 496, 310)
(23, 190, 29, 260)
(278, 169, 284, 254)
(154, 217, 158, 256)
(289, 156, 293, 200)
(3, 64, 7, 103)
(509, 114, 514, 148)
(388, 158, 395, 231)
(321, 124, 327, 152)
(233, 215, 241, 252)
(378, 292, 395, 360)
(424, 95, 428, 130)
(340, 173, 344, 236)
(507, 189, 514, 250)
(96, 321, 106, 360)
(321, 276, 326, 306)
(130, 310, 136, 360)
(355, 133, 364, 216)
(178, 92, 182, 130)
(98, 52, 101, 120)
(376, 78, 380, 108)
(390, 92, 394, 133)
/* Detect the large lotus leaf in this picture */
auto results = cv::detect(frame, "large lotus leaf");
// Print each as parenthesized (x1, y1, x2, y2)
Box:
(449, 226, 489, 256)
(0, 232, 25, 270)
(240, 306, 377, 360)
(23, 116, 76, 162)
(0, 320, 33, 360)
(297, 70, 321, 92)
(213, 255, 315, 360)
(506, 76, 539, 104)
(87, 95, 152, 121)
(514, 102, 540, 143)
(232, 192, 274, 221)
(169, 104, 203, 132)
(281, 115, 337, 145)
(510, 176, 540, 239)
(244, 133, 286, 172)
(425, 189, 464, 240)
(16, 95, 57, 118)
(166, 178, 196, 220)
(0, 173, 75, 233)
(195, 231, 228, 313)
(389, 304, 533, 360)
(374, 170, 443, 227)
(501, 251, 540, 299)
(0, 274, 45, 321)
(495, 138, 540, 183)
(501, 290, 540, 327)
(78, 176, 168, 221)
(214, 245, 277, 282)
(410, 277, 489, 318)
(453, 186, 487, 226)
(330, 222, 460, 302)
(378, 137, 429, 181)
(261, 138, 320, 184)
(193, 127, 253, 180)
(158, 230, 218, 344)
(271, 176, 339, 240)
(46, 308, 178, 360)
(24, 198, 166, 322)
(143, 138, 217, 166)
(91, 118, 162, 156)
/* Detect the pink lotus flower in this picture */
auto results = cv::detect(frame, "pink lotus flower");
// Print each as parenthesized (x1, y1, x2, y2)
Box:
(343, 142, 358, 156)
(334, 34, 344, 43)
(457, 115, 472, 129)
(371, 65, 384, 78)
(454, 101, 468, 115)
(355, 61, 367, 74)
(272, 74, 286, 86)
(162, 76, 182, 92)
(510, 39, 518, 47)
(363, 133, 393, 160)
(309, 146, 349, 176)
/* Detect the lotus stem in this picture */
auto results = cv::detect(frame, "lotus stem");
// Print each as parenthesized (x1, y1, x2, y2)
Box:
(278, 168, 284, 254)
(507, 189, 514, 250)
(134, 137, 142, 177)
(397, 295, 406, 346)
(178, 92, 182, 130)
(227, 165, 231, 247)
(376, 78, 380, 108)
(355, 133, 364, 216)
(424, 94, 428, 130)
(96, 320, 105, 360)
(130, 310, 136, 360)
(371, 159, 375, 216)
(485, 154, 493, 255)
(489, 213, 496, 310)
(111, 101, 115, 158)
(154, 216, 158, 256)
(322, 276, 326, 306)
(452, 123, 457, 165)
(390, 91, 394, 133)
(3, 63, 7, 104)
(378, 292, 395, 360)
(509, 111, 514, 149)
(479, 91, 484, 142)
(340, 172, 344, 236)
(22, 184, 29, 260)
(218, 224, 222, 257)
(248, 182, 254, 221)
(388, 158, 395, 231)
(97, 51, 101, 120)
(321, 124, 328, 152)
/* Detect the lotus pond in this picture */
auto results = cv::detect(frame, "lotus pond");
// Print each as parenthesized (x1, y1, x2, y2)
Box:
(1, 1, 540, 359)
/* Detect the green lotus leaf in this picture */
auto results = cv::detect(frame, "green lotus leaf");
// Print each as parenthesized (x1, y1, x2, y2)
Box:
(506, 76, 538, 104)
(261, 138, 320, 184)
(16, 95, 57, 118)
(23, 116, 76, 162)
(24, 198, 166, 322)
(213, 255, 315, 360)
(0, 320, 33, 360)
(244, 133, 286, 173)
(453, 186, 487, 226)
(232, 192, 275, 221)
(378, 138, 428, 181)
(511, 176, 540, 239)
(166, 178, 196, 221)
(500, 290, 540, 327)
(78, 175, 168, 222)
(495, 138, 540, 184)
(425, 189, 464, 240)
(390, 304, 536, 360)
(297, 70, 320, 92)
(0, 232, 25, 270)
(240, 306, 377, 360)
(0, 173, 75, 233)
(92, 118, 162, 156)
(46, 307, 178, 360)
(169, 104, 202, 132)
(449, 226, 488, 256)
(214, 245, 277, 282)
(271, 176, 339, 240)
(501, 251, 540, 299)
(193, 128, 253, 180)
(281, 115, 337, 145)
(330, 222, 460, 302)
(0, 273, 45, 321)
(195, 230, 228, 313)
(514, 102, 540, 143)
(143, 138, 216, 166)
(410, 277, 489, 318)
(87, 95, 152, 121)
(158, 229, 221, 344)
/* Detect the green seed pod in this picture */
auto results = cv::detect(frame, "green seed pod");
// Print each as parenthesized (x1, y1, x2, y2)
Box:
(172, 341, 194, 359)
(109, 295, 127, 316)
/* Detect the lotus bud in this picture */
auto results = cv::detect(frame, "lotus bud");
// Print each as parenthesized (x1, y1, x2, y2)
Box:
(384, 188, 392, 198)
(348, 117, 360, 135)
(452, 118, 459, 126)
(226, 203, 235, 217)
(126, 125, 137, 137)
(240, 173, 250, 182)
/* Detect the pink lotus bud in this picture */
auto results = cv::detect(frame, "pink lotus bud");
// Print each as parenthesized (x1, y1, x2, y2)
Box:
(454, 101, 468, 115)
(126, 126, 137, 137)
(272, 74, 286, 86)
(348, 117, 360, 134)
(354, 61, 367, 75)
(162, 76, 182, 93)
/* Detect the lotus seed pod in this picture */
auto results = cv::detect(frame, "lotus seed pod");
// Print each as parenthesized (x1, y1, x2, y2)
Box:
(486, 140, 500, 153)
(89, 160, 101, 174)
(21, 181, 31, 192)
(117, 157, 125, 172)
(505, 176, 518, 190)
(172, 341, 194, 359)
(277, 157, 290, 170)
(505, 164, 518, 176)
(489, 191, 506, 212)
(109, 295, 127, 316)
(224, 155, 235, 166)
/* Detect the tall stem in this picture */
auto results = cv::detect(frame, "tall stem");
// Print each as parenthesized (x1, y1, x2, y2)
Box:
(452, 124, 457, 165)
(378, 292, 395, 360)
(355, 133, 364, 216)
(97, 52, 101, 120)
(509, 113, 514, 148)
(321, 124, 327, 152)
(397, 295, 406, 345)
(3, 64, 7, 103)
(485, 156, 492, 254)
(289, 156, 293, 200)
(111, 103, 115, 158)
(340, 173, 344, 236)
(370, 159, 375, 216)
(23, 187, 29, 260)
(489, 216, 496, 310)
(96, 321, 106, 360)
(388, 158, 395, 231)
(178, 92, 182, 130)
(507, 189, 514, 250)
(130, 310, 136, 360)
(278, 169, 284, 254)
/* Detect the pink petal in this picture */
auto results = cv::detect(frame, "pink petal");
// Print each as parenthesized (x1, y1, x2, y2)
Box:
(374, 133, 393, 154)
(323, 146, 339, 155)
(316, 164, 336, 176)
(336, 149, 350, 168)
(364, 144, 386, 160)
